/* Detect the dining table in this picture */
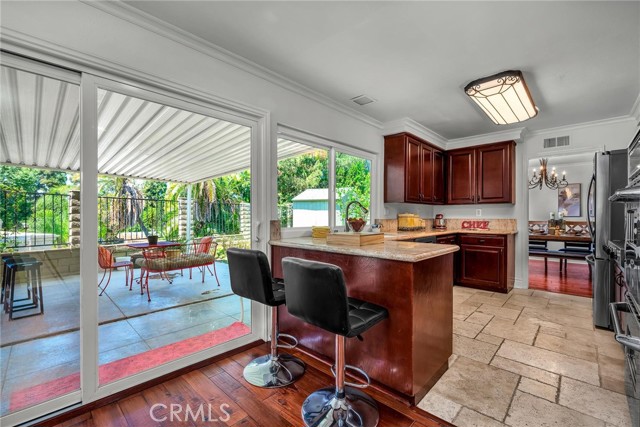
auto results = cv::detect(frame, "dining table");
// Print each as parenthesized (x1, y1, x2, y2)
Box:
(125, 241, 181, 250)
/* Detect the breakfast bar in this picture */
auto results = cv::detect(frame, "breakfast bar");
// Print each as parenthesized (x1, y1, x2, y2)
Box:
(270, 237, 459, 404)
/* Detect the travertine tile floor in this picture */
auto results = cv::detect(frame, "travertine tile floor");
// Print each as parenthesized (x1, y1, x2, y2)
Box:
(418, 286, 638, 427)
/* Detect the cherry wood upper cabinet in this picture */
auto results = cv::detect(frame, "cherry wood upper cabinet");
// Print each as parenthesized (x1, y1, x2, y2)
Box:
(447, 148, 476, 204)
(447, 141, 515, 205)
(432, 150, 446, 204)
(421, 144, 433, 203)
(405, 137, 422, 203)
(476, 142, 515, 203)
(384, 133, 445, 204)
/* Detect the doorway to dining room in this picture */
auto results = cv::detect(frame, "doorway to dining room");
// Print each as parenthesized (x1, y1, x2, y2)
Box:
(527, 152, 593, 297)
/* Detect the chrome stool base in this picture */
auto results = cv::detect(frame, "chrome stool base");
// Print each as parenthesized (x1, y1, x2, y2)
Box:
(301, 386, 379, 427)
(243, 353, 305, 388)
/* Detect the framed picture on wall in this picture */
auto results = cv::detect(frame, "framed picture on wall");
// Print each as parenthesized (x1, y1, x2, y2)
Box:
(558, 183, 581, 217)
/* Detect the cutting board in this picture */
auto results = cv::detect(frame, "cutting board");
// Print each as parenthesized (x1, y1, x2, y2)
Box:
(326, 232, 384, 246)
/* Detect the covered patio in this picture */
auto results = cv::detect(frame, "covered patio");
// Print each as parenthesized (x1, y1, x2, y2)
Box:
(0, 66, 313, 416)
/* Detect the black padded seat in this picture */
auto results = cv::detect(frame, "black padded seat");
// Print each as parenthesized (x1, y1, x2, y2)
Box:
(228, 248, 286, 307)
(347, 299, 389, 338)
(282, 256, 388, 427)
(226, 248, 305, 388)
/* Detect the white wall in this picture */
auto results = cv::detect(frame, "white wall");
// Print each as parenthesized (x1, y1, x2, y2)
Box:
(528, 157, 593, 222)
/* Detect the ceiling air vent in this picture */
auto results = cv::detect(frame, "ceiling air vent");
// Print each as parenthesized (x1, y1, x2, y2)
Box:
(351, 95, 375, 106)
(543, 135, 570, 149)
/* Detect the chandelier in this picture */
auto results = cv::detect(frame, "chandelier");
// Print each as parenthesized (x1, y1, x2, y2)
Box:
(529, 158, 568, 190)
(464, 70, 538, 125)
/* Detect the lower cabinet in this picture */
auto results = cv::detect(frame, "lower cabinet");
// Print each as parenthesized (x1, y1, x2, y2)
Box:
(456, 234, 515, 293)
(435, 235, 457, 245)
(436, 234, 458, 282)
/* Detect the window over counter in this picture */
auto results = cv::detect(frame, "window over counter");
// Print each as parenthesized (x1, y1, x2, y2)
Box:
(277, 139, 330, 228)
(276, 128, 376, 231)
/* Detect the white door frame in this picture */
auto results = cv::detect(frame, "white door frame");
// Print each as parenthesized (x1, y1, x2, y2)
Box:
(1, 53, 271, 426)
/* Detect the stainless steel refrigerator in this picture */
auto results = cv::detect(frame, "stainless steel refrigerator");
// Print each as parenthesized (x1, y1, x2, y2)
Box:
(588, 149, 627, 329)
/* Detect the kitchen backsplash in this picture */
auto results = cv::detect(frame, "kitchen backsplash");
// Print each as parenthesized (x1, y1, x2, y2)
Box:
(374, 218, 517, 233)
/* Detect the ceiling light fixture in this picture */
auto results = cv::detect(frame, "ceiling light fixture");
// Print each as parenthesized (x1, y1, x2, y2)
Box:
(464, 70, 538, 125)
(529, 158, 568, 190)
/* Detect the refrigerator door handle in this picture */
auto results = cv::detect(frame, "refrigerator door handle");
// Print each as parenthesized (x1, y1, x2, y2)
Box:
(587, 174, 596, 242)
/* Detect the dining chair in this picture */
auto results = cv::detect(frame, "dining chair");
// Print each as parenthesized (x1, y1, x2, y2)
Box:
(98, 245, 134, 296)
(189, 236, 220, 286)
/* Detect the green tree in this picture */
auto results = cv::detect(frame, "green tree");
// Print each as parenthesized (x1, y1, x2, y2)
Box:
(335, 153, 371, 221)
(277, 151, 328, 205)
(143, 180, 167, 200)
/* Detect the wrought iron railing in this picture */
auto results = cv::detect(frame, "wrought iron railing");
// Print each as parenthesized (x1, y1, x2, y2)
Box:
(0, 190, 69, 248)
(0, 190, 250, 249)
(97, 196, 181, 244)
(194, 202, 243, 238)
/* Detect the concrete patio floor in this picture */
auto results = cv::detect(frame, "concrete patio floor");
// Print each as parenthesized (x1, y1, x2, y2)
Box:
(1, 262, 234, 346)
(0, 262, 252, 416)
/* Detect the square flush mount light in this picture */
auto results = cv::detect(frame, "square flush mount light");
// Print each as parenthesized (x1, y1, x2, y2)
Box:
(464, 70, 538, 125)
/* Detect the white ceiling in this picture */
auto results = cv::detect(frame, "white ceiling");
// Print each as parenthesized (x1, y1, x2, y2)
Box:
(124, 1, 640, 139)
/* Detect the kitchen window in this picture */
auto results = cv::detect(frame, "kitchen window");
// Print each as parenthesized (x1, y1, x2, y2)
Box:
(276, 127, 376, 232)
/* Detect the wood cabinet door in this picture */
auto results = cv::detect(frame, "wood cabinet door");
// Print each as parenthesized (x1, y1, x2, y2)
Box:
(447, 148, 475, 204)
(476, 142, 514, 204)
(458, 244, 504, 289)
(436, 235, 457, 244)
(421, 144, 433, 202)
(405, 137, 422, 202)
(432, 150, 445, 204)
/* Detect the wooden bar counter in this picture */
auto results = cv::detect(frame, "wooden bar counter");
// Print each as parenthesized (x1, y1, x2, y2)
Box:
(270, 237, 459, 405)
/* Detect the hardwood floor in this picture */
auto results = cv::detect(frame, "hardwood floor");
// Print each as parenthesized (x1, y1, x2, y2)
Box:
(528, 258, 592, 297)
(52, 343, 451, 427)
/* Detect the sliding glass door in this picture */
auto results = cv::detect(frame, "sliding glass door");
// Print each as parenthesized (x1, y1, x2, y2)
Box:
(94, 81, 254, 387)
(0, 56, 83, 420)
(0, 54, 266, 426)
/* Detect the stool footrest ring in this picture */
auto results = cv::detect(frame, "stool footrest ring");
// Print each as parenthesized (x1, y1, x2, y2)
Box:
(330, 364, 371, 389)
(277, 333, 298, 349)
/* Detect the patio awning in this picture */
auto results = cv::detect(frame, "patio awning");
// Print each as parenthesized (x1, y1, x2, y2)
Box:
(0, 65, 313, 183)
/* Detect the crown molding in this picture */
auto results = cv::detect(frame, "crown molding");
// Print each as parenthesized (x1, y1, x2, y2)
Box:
(526, 115, 635, 137)
(447, 127, 526, 150)
(630, 92, 640, 124)
(1, 28, 271, 121)
(79, 0, 383, 130)
(381, 118, 447, 148)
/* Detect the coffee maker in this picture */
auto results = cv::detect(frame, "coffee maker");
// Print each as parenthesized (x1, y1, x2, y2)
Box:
(433, 214, 446, 230)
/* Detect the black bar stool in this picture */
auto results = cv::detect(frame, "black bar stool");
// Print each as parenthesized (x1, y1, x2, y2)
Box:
(282, 257, 388, 427)
(2, 255, 44, 320)
(227, 248, 305, 388)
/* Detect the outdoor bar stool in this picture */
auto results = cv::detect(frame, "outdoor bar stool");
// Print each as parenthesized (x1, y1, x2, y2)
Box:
(3, 255, 44, 320)
(227, 248, 305, 388)
(2, 254, 36, 305)
(282, 257, 388, 427)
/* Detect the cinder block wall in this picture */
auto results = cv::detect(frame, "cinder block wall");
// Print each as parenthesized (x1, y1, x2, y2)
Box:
(2, 248, 81, 280)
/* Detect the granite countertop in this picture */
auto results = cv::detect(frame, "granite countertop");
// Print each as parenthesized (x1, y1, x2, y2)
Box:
(384, 228, 518, 241)
(269, 237, 459, 263)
